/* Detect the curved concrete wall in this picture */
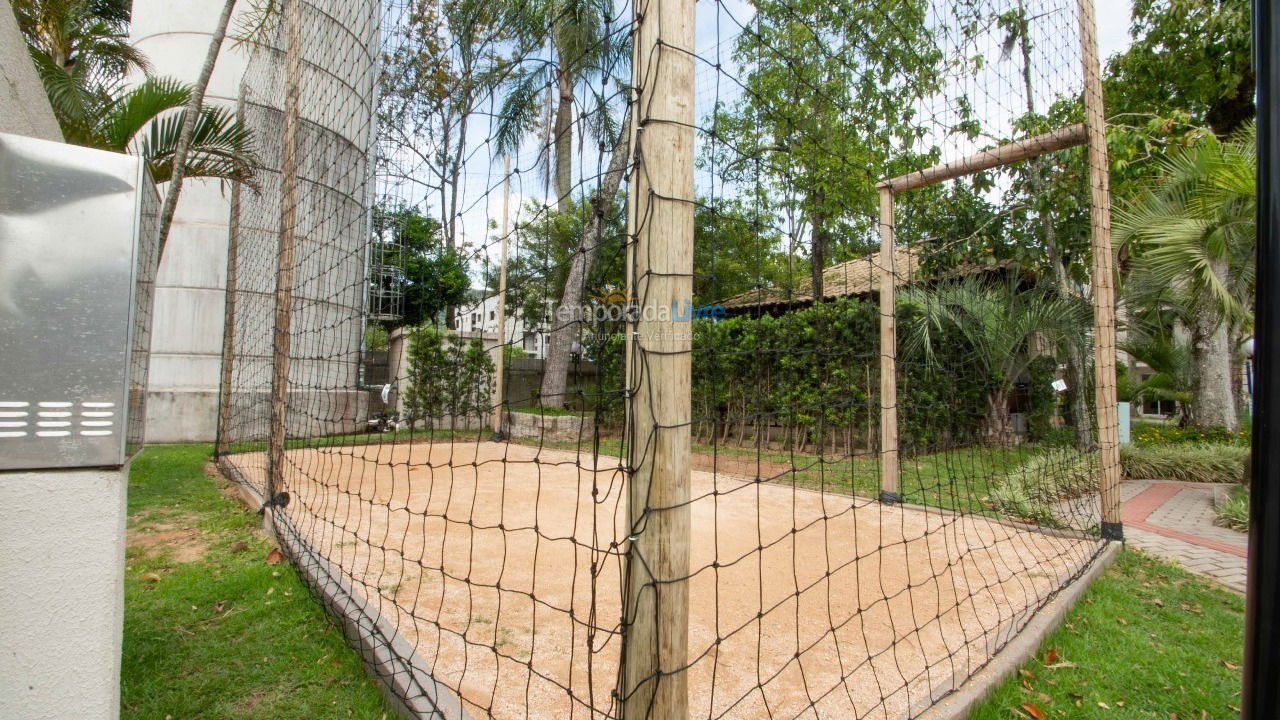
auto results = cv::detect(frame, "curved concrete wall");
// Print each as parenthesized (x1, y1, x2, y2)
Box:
(130, 0, 377, 442)
(129, 1, 254, 441)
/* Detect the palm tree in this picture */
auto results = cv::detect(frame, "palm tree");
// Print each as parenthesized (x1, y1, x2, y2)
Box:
(494, 0, 626, 211)
(1115, 123, 1255, 431)
(82, 77, 257, 185)
(904, 277, 1089, 446)
(13, 0, 150, 138)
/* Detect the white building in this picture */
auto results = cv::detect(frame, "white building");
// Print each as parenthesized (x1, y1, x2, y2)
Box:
(453, 291, 551, 359)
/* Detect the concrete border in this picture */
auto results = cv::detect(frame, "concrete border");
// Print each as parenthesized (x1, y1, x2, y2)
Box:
(912, 540, 1122, 720)
(215, 457, 471, 720)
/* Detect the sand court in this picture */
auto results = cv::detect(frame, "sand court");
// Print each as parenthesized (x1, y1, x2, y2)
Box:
(225, 440, 1102, 719)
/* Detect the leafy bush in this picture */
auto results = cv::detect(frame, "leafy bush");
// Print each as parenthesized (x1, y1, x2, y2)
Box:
(404, 328, 494, 428)
(1121, 444, 1249, 483)
(989, 448, 1096, 526)
(1132, 422, 1249, 447)
(1215, 484, 1249, 532)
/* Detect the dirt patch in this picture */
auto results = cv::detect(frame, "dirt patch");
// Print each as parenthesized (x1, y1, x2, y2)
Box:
(128, 517, 210, 563)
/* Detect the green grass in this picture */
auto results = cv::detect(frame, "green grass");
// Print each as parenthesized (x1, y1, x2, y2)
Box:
(121, 445, 391, 719)
(969, 549, 1244, 720)
(1216, 484, 1250, 532)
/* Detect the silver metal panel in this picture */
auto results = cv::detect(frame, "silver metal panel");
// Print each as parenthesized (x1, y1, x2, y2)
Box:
(0, 132, 158, 469)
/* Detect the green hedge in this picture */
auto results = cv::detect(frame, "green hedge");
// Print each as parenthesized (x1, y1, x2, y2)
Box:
(589, 296, 1067, 452)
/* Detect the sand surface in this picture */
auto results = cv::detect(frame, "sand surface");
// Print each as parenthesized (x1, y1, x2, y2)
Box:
(226, 441, 1101, 719)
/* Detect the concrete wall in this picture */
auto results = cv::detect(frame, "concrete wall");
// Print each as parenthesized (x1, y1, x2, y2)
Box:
(0, 468, 128, 720)
(0, 6, 127, 720)
(0, 2, 61, 141)
(129, 1, 253, 442)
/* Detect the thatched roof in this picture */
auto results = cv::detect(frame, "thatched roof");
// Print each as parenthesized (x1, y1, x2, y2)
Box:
(720, 247, 1018, 312)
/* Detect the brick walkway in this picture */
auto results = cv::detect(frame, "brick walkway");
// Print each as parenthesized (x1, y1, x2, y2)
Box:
(1120, 480, 1247, 592)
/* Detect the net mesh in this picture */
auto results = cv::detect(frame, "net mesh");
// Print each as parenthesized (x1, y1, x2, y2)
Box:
(215, 0, 1119, 717)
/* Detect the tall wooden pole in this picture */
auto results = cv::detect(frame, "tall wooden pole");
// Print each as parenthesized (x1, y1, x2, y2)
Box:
(877, 187, 901, 503)
(620, 0, 693, 713)
(1078, 0, 1122, 540)
(268, 0, 303, 499)
(216, 89, 247, 456)
(492, 154, 511, 439)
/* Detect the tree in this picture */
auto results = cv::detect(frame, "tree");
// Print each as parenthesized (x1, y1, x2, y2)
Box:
(709, 0, 945, 299)
(904, 278, 1089, 446)
(14, 0, 149, 137)
(373, 203, 470, 329)
(494, 0, 627, 211)
(1106, 0, 1253, 137)
(693, 198, 792, 306)
(1115, 123, 1255, 431)
(381, 0, 508, 253)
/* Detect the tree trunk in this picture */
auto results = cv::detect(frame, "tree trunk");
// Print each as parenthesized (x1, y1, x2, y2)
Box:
(539, 113, 632, 406)
(1191, 260, 1239, 431)
(156, 0, 239, 259)
(554, 68, 574, 211)
(983, 388, 1016, 447)
(809, 193, 829, 301)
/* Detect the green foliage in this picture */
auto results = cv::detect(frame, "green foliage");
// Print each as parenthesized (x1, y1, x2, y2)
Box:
(365, 324, 390, 353)
(708, 0, 945, 290)
(498, 197, 627, 327)
(404, 329, 494, 428)
(686, 296, 991, 452)
(15, 3, 257, 184)
(693, 198, 793, 305)
(1121, 444, 1249, 484)
(903, 277, 1089, 444)
(988, 448, 1097, 526)
(1106, 0, 1253, 136)
(1024, 356, 1060, 443)
(1132, 421, 1250, 447)
(373, 203, 470, 329)
(1216, 484, 1249, 532)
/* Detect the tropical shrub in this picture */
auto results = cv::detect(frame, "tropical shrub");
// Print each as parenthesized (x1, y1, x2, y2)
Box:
(1215, 484, 1249, 532)
(404, 329, 494, 428)
(988, 448, 1096, 526)
(1121, 444, 1249, 483)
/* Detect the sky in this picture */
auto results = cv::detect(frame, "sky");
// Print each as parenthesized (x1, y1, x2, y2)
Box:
(380, 0, 1137, 282)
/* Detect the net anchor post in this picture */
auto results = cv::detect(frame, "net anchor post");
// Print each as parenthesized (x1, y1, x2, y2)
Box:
(877, 185, 900, 504)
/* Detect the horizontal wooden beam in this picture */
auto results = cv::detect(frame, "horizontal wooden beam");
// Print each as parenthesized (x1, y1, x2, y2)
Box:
(879, 123, 1087, 194)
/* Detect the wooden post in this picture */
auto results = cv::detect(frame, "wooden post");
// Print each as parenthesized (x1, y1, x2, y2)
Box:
(492, 154, 511, 439)
(1079, 0, 1123, 540)
(620, 0, 693, 713)
(216, 89, 247, 456)
(268, 0, 303, 499)
(877, 187, 901, 503)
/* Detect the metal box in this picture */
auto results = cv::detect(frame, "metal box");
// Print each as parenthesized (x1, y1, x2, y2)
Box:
(0, 132, 159, 470)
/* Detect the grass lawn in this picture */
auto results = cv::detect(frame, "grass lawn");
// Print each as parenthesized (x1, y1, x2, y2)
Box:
(968, 549, 1244, 720)
(120, 444, 392, 719)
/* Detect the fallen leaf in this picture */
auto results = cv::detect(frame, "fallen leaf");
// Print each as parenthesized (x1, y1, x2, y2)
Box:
(228, 541, 249, 553)
(1222, 660, 1240, 670)
(214, 601, 226, 614)
(1043, 649, 1059, 665)
(1045, 661, 1077, 669)
(1152, 598, 1164, 608)
(142, 572, 161, 583)
(265, 548, 284, 565)
(1020, 703, 1047, 720)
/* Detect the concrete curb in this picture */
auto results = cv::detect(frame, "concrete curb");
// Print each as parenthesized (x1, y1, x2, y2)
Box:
(215, 457, 471, 720)
(913, 541, 1122, 720)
